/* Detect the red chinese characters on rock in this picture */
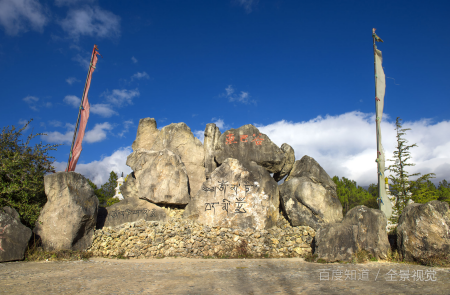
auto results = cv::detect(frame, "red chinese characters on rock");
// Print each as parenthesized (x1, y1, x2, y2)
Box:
(225, 133, 264, 146)
(225, 133, 237, 145)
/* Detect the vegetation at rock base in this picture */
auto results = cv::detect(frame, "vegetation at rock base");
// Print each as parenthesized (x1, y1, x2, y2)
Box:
(0, 119, 61, 228)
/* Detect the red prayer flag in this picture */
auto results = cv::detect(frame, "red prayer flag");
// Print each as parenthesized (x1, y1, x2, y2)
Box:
(67, 46, 100, 172)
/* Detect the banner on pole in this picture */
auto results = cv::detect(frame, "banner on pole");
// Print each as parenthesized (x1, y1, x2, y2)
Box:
(67, 46, 101, 172)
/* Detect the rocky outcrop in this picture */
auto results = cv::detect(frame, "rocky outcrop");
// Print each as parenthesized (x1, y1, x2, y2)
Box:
(0, 207, 32, 262)
(104, 198, 167, 228)
(273, 143, 295, 182)
(34, 172, 99, 251)
(214, 125, 286, 174)
(397, 200, 450, 262)
(184, 158, 279, 230)
(132, 118, 160, 151)
(279, 156, 343, 229)
(129, 119, 206, 197)
(315, 205, 390, 262)
(119, 172, 138, 199)
(130, 149, 190, 205)
(204, 123, 221, 179)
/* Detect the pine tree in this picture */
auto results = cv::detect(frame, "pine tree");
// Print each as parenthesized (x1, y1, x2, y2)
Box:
(332, 176, 377, 215)
(98, 171, 118, 206)
(386, 117, 435, 221)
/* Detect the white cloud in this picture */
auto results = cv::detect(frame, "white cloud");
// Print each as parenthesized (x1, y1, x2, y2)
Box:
(221, 84, 256, 105)
(103, 88, 139, 107)
(0, 0, 48, 36)
(23, 95, 39, 111)
(45, 102, 52, 108)
(131, 56, 137, 63)
(118, 120, 133, 137)
(59, 6, 120, 41)
(237, 0, 258, 13)
(51, 146, 133, 187)
(66, 77, 80, 85)
(90, 103, 118, 117)
(72, 53, 90, 69)
(131, 71, 149, 81)
(48, 120, 62, 127)
(212, 118, 225, 130)
(63, 95, 81, 108)
(255, 111, 450, 187)
(42, 130, 73, 144)
(84, 122, 113, 143)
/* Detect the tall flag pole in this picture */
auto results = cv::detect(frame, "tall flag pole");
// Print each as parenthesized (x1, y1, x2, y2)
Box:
(372, 29, 392, 219)
(66, 45, 102, 172)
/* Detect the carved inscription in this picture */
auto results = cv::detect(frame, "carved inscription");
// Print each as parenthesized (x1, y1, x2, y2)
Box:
(203, 181, 257, 215)
(109, 209, 156, 218)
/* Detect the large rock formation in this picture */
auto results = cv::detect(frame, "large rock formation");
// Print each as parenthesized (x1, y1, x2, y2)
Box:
(104, 198, 167, 228)
(129, 119, 206, 197)
(273, 143, 295, 182)
(131, 149, 190, 205)
(132, 118, 160, 151)
(279, 156, 343, 229)
(119, 172, 139, 199)
(215, 125, 286, 173)
(34, 172, 99, 251)
(0, 207, 32, 262)
(397, 200, 450, 262)
(315, 205, 390, 262)
(183, 158, 279, 230)
(204, 123, 221, 179)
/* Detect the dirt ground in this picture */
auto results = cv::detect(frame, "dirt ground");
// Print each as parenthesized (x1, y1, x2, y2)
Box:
(1, 257, 449, 295)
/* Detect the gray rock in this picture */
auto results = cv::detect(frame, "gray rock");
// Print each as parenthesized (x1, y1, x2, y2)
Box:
(285, 155, 336, 191)
(204, 123, 221, 179)
(34, 172, 98, 251)
(273, 143, 295, 182)
(137, 149, 190, 205)
(183, 158, 279, 230)
(315, 205, 390, 262)
(132, 118, 160, 151)
(0, 207, 32, 262)
(214, 124, 286, 173)
(397, 200, 450, 262)
(119, 172, 139, 199)
(279, 176, 343, 230)
(128, 119, 206, 197)
(104, 198, 167, 228)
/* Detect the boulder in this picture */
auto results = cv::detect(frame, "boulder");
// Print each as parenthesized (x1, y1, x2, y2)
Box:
(214, 124, 286, 173)
(315, 205, 390, 262)
(104, 198, 167, 228)
(273, 143, 295, 182)
(0, 207, 32, 262)
(397, 200, 450, 262)
(129, 119, 206, 197)
(119, 172, 139, 199)
(285, 155, 336, 191)
(204, 123, 221, 179)
(34, 172, 98, 251)
(132, 118, 160, 151)
(137, 149, 190, 205)
(183, 158, 279, 230)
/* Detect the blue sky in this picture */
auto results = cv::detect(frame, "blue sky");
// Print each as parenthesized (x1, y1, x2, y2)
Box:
(1, 0, 449, 187)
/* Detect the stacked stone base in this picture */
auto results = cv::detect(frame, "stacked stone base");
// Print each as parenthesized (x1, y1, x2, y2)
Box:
(88, 213, 315, 259)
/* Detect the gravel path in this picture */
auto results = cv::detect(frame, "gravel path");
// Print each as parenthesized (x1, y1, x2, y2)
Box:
(1, 258, 449, 294)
